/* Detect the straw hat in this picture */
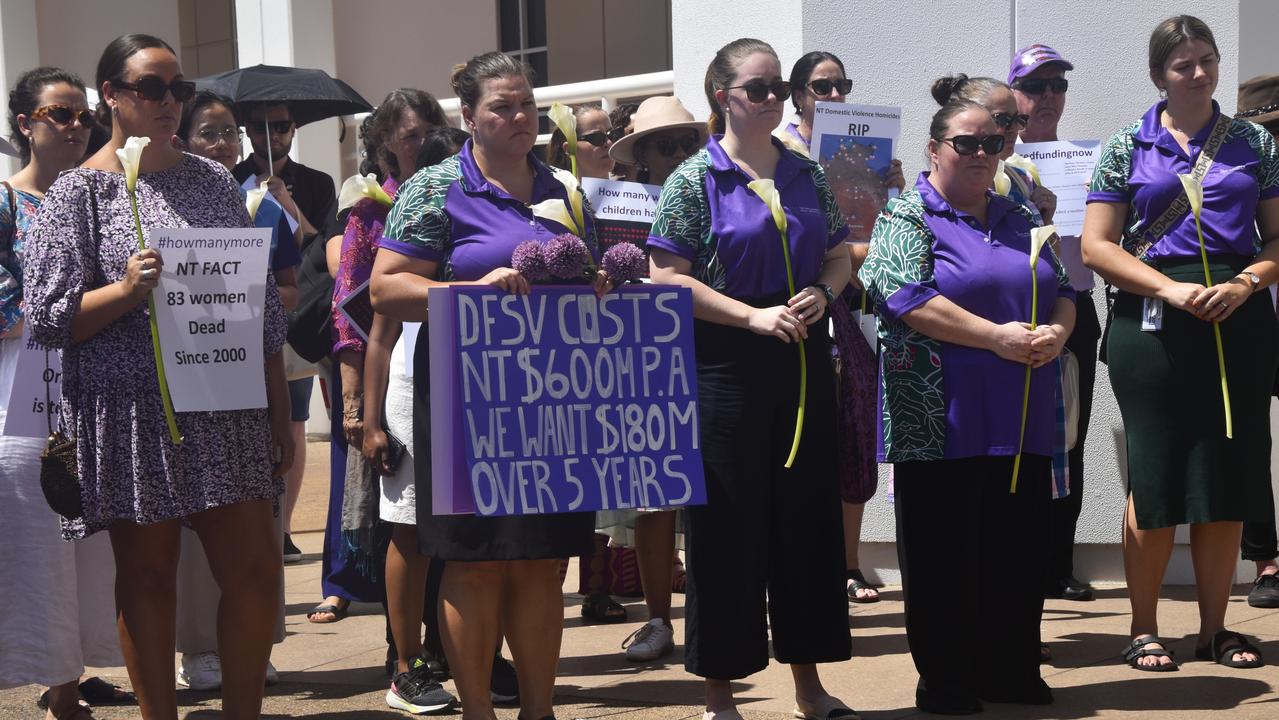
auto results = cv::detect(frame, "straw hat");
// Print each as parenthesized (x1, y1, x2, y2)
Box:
(1238, 75, 1279, 129)
(609, 96, 707, 166)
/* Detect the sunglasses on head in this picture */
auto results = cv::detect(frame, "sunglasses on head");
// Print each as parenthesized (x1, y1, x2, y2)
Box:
(726, 79, 792, 103)
(941, 134, 1006, 156)
(807, 78, 853, 96)
(113, 75, 196, 103)
(991, 112, 1030, 130)
(578, 131, 610, 147)
(1013, 77, 1069, 95)
(648, 131, 702, 158)
(248, 120, 295, 135)
(30, 104, 94, 128)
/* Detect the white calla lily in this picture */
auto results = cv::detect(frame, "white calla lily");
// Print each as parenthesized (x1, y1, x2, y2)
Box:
(245, 183, 268, 222)
(530, 167, 585, 236)
(337, 173, 394, 214)
(1029, 225, 1056, 269)
(747, 179, 788, 237)
(548, 102, 578, 177)
(994, 161, 1012, 197)
(116, 136, 150, 193)
(1179, 171, 1232, 438)
(1178, 173, 1204, 218)
(1004, 153, 1041, 185)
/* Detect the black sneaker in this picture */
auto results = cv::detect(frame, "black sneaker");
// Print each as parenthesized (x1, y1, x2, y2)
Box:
(490, 654, 519, 706)
(1248, 573, 1279, 608)
(282, 534, 303, 564)
(386, 657, 456, 715)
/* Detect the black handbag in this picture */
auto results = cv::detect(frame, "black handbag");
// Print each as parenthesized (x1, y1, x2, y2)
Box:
(39, 347, 81, 519)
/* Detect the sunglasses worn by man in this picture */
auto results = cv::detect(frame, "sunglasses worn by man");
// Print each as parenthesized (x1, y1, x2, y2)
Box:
(247, 120, 296, 136)
(726, 80, 792, 103)
(941, 134, 1005, 156)
(807, 78, 853, 97)
(113, 74, 196, 103)
(992, 112, 1031, 130)
(30, 104, 95, 128)
(1012, 77, 1069, 95)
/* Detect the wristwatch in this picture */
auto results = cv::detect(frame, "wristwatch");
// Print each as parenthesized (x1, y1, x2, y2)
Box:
(815, 283, 836, 306)
(1239, 271, 1262, 293)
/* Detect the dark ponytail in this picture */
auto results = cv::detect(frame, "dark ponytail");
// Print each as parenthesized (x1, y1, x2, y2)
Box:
(704, 38, 776, 135)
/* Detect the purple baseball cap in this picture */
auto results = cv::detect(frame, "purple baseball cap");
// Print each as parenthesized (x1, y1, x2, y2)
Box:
(1008, 44, 1073, 85)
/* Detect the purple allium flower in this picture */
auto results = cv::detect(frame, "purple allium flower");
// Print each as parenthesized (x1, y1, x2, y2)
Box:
(601, 242, 647, 284)
(510, 240, 549, 281)
(544, 233, 591, 279)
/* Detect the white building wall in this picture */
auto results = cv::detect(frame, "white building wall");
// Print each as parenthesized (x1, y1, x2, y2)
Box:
(673, 0, 1267, 585)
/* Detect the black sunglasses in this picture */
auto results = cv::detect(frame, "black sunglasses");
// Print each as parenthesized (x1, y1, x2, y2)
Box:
(113, 75, 196, 103)
(1013, 77, 1069, 95)
(247, 120, 295, 135)
(807, 78, 853, 96)
(578, 131, 610, 147)
(991, 112, 1030, 130)
(30, 104, 95, 128)
(941, 134, 1006, 156)
(726, 80, 792, 103)
(648, 131, 702, 158)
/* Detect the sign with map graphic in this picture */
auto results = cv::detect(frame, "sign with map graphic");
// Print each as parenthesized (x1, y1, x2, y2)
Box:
(812, 101, 901, 241)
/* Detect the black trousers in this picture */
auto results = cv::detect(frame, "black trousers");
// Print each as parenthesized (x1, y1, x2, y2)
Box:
(1049, 289, 1100, 582)
(684, 318, 850, 680)
(1241, 502, 1278, 561)
(895, 456, 1051, 707)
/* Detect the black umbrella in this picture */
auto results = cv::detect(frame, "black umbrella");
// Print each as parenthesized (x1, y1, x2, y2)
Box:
(194, 64, 372, 127)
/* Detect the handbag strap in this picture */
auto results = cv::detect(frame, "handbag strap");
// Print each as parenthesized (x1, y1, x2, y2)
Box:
(43, 348, 58, 436)
(1, 181, 15, 266)
(1131, 111, 1232, 259)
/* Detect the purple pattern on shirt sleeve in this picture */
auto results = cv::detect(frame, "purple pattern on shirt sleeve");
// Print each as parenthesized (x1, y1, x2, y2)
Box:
(24, 171, 94, 348)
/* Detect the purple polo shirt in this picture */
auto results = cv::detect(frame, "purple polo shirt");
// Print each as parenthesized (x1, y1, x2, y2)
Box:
(379, 139, 596, 281)
(646, 134, 847, 299)
(1087, 100, 1279, 259)
(881, 174, 1074, 459)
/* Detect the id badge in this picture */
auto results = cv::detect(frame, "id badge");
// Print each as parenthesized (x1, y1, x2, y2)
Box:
(1141, 297, 1163, 332)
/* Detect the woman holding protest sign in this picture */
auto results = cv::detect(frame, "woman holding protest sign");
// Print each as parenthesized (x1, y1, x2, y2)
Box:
(1081, 15, 1279, 671)
(860, 98, 1074, 714)
(370, 52, 605, 720)
(0, 65, 128, 720)
(646, 38, 854, 720)
(23, 34, 292, 720)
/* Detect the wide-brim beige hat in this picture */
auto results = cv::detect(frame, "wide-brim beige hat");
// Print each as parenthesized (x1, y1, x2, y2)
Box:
(610, 96, 707, 166)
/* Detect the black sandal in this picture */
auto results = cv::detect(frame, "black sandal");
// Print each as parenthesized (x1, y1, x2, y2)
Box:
(1195, 630, 1264, 669)
(1123, 634, 1178, 672)
(77, 677, 135, 705)
(581, 592, 628, 624)
(846, 569, 880, 604)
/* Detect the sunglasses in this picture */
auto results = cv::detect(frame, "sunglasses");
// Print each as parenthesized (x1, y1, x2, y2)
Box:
(807, 78, 853, 96)
(647, 131, 702, 158)
(30, 104, 95, 128)
(1013, 77, 1069, 95)
(726, 80, 792, 103)
(247, 120, 295, 135)
(113, 75, 196, 103)
(607, 126, 629, 142)
(991, 112, 1030, 130)
(194, 126, 241, 144)
(578, 131, 610, 147)
(940, 134, 1006, 156)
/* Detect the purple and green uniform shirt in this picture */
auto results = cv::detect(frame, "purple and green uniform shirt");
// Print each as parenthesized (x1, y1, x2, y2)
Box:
(859, 173, 1073, 462)
(1087, 100, 1279, 259)
(645, 134, 847, 298)
(379, 139, 598, 278)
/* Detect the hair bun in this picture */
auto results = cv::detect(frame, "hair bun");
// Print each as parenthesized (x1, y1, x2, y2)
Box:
(449, 63, 468, 95)
(930, 74, 969, 105)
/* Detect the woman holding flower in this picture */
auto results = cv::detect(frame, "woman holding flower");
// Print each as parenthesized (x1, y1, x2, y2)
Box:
(646, 38, 853, 720)
(23, 34, 291, 720)
(370, 52, 602, 720)
(1082, 15, 1279, 671)
(859, 98, 1074, 715)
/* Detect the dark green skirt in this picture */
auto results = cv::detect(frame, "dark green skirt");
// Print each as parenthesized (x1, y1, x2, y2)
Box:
(1108, 257, 1277, 529)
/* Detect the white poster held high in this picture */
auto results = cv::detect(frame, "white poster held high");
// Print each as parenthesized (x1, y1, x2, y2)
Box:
(150, 227, 272, 412)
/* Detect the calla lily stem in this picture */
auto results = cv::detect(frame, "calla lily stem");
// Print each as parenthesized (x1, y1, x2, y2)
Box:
(129, 192, 183, 445)
(1193, 212, 1233, 439)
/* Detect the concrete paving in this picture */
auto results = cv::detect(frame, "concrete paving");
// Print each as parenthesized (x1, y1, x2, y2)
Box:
(3, 441, 1277, 718)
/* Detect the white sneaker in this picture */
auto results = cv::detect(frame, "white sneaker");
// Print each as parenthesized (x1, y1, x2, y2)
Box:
(265, 659, 279, 686)
(622, 618, 675, 661)
(178, 651, 222, 690)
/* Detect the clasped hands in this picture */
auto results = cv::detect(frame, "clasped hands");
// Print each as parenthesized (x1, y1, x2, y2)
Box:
(747, 286, 828, 343)
(1158, 277, 1253, 323)
(992, 321, 1067, 368)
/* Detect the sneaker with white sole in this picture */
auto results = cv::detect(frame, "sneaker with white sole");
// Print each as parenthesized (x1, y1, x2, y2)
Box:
(386, 657, 456, 714)
(178, 651, 221, 690)
(283, 533, 303, 563)
(623, 618, 675, 661)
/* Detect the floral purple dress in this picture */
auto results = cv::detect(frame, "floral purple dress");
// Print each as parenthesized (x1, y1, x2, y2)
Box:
(24, 153, 286, 539)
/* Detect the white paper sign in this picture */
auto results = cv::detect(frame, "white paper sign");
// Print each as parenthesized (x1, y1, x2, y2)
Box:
(1014, 140, 1101, 289)
(151, 227, 272, 412)
(580, 178, 661, 250)
(241, 175, 299, 235)
(401, 321, 421, 377)
(1, 328, 61, 437)
(811, 101, 902, 241)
